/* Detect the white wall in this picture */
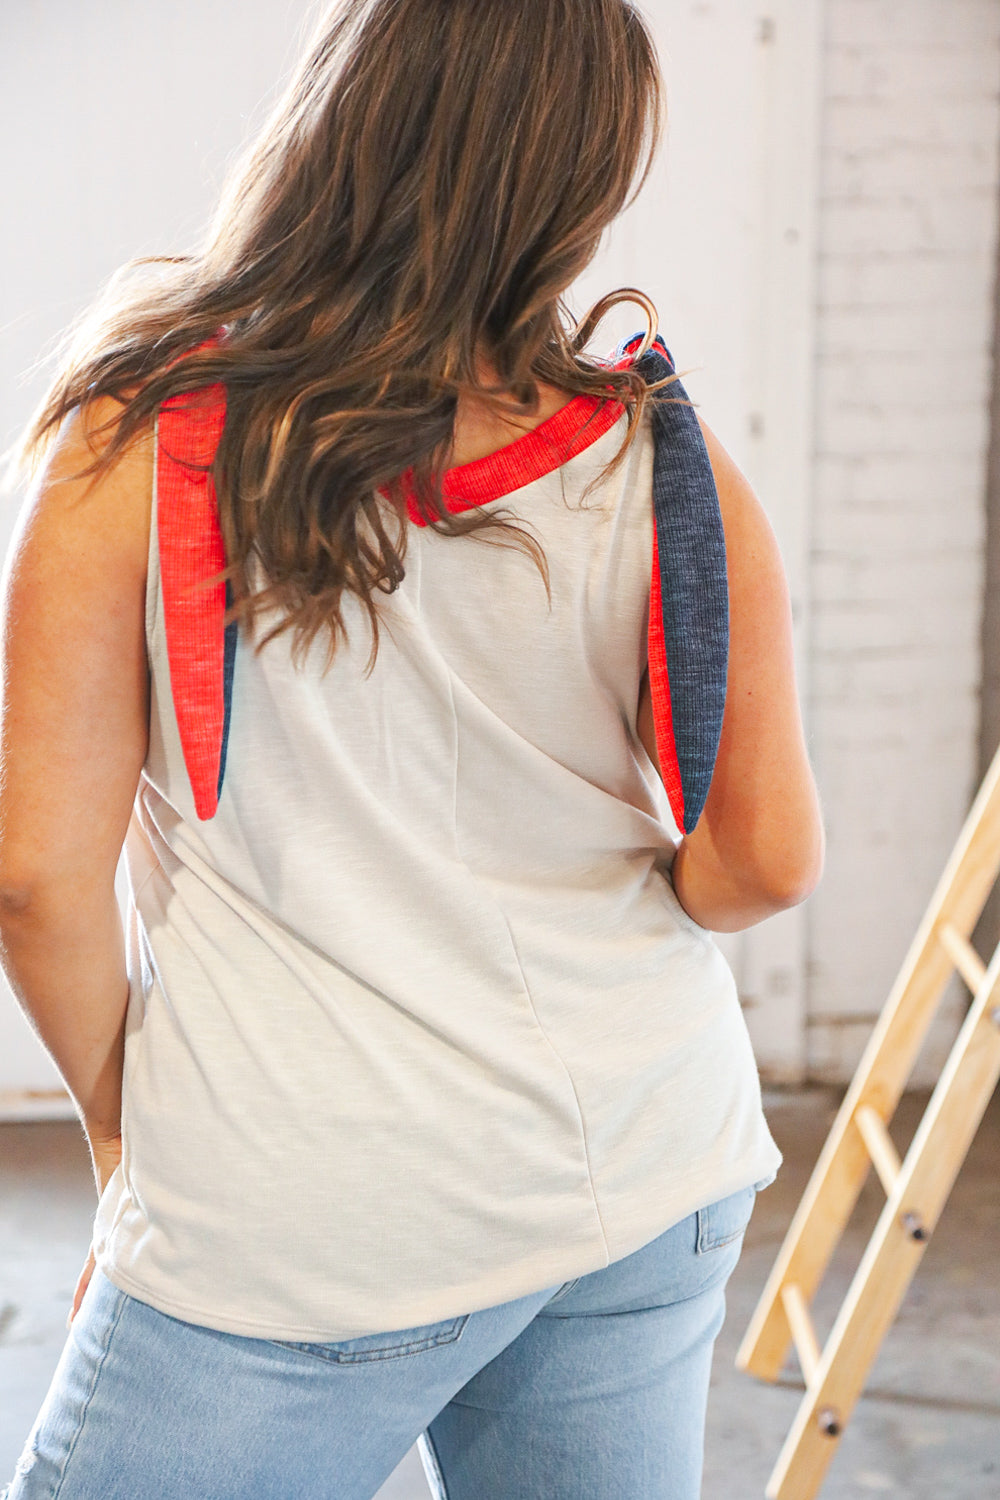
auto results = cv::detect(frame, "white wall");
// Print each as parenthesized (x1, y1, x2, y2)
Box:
(577, 1, 826, 1085)
(0, 0, 315, 1110)
(0, 0, 314, 455)
(806, 0, 1000, 1083)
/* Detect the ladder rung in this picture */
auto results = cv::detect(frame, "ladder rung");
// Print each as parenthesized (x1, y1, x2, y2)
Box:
(780, 1283, 821, 1387)
(937, 920, 987, 993)
(854, 1104, 902, 1196)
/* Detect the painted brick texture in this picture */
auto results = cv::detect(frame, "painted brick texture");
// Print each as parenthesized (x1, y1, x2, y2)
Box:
(807, 0, 1000, 1083)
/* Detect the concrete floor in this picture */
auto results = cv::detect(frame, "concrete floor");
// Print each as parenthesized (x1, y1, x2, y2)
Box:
(1, 1087, 997, 1498)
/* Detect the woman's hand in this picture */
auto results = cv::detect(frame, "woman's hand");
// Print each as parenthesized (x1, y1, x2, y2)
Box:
(67, 1126, 124, 1328)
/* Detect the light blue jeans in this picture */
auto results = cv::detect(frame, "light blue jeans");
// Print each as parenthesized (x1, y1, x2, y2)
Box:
(4, 1185, 756, 1500)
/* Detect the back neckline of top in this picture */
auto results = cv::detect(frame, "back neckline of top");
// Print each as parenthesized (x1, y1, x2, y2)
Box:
(396, 350, 636, 526)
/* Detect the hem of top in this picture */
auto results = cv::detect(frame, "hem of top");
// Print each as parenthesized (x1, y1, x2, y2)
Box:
(92, 1144, 781, 1344)
(601, 1146, 784, 1263)
(91, 1246, 570, 1344)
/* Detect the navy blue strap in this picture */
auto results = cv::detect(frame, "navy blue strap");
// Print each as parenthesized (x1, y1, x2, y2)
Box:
(616, 332, 729, 833)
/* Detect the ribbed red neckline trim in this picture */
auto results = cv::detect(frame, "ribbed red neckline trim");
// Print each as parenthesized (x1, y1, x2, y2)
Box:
(396, 351, 635, 525)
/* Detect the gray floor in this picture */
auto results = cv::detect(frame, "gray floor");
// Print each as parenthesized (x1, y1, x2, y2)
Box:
(1, 1087, 997, 1498)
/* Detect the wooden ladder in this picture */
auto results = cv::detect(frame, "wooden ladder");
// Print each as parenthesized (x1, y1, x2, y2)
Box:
(736, 743, 1000, 1500)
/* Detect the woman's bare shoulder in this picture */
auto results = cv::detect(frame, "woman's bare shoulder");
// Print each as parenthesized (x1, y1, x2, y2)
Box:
(0, 394, 154, 897)
(21, 395, 155, 585)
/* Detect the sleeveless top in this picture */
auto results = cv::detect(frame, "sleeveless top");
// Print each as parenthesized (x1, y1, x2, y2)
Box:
(91, 334, 781, 1340)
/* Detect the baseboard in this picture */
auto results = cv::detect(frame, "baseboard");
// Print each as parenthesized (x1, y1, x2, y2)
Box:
(0, 1089, 78, 1123)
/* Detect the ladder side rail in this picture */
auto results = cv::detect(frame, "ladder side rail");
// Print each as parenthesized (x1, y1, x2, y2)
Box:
(736, 935, 951, 1381)
(764, 953, 1000, 1500)
(738, 744, 1000, 1381)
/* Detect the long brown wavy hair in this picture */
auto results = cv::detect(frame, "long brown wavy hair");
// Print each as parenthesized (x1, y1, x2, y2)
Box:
(13, 0, 684, 668)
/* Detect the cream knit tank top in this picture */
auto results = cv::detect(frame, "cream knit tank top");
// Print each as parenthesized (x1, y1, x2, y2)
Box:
(91, 348, 780, 1340)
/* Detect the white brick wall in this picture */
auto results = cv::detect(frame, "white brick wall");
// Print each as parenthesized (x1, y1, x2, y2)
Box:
(807, 0, 1000, 1083)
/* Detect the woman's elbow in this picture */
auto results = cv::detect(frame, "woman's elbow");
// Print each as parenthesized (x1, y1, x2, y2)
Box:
(757, 822, 826, 912)
(760, 865, 822, 914)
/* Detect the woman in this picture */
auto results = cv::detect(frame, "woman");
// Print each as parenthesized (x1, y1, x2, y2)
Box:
(0, 1, 824, 1496)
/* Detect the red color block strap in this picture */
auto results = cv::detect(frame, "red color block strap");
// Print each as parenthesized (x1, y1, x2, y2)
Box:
(648, 523, 685, 832)
(399, 391, 628, 523)
(156, 384, 229, 820)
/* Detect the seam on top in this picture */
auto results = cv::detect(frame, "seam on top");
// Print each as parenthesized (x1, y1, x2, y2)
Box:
(444, 671, 612, 1263)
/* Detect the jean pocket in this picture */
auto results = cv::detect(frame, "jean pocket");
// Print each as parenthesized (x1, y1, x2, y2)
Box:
(266, 1313, 470, 1364)
(695, 1184, 757, 1253)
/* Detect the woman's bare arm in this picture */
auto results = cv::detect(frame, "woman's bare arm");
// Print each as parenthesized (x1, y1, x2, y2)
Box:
(0, 400, 152, 1153)
(637, 413, 825, 932)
